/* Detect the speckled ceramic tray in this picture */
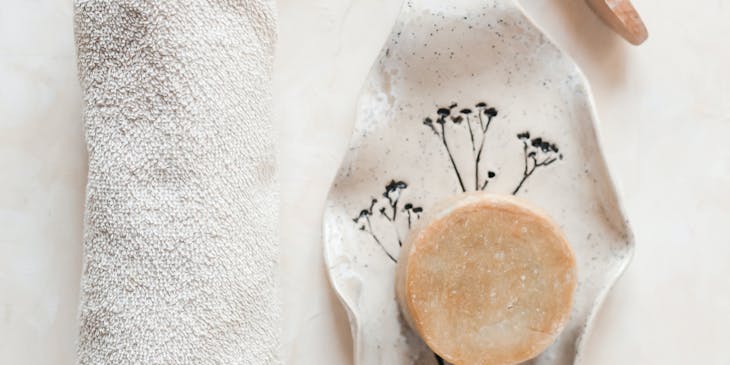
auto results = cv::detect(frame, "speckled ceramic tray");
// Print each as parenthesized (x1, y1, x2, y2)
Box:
(322, 0, 634, 364)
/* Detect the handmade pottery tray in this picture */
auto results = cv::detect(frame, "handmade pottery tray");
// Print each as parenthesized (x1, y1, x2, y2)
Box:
(323, 0, 634, 364)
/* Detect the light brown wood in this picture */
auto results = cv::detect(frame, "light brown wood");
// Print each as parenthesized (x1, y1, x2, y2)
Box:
(586, 0, 648, 45)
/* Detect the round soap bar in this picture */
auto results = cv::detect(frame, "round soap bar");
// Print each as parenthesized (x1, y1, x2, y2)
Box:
(395, 193, 576, 365)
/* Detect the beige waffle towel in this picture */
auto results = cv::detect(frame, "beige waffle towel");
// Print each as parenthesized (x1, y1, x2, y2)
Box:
(74, 1, 278, 363)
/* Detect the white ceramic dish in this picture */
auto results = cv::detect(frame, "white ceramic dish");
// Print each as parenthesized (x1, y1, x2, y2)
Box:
(323, 0, 634, 364)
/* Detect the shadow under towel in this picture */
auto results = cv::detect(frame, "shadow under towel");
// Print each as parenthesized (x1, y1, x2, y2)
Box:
(74, 1, 278, 363)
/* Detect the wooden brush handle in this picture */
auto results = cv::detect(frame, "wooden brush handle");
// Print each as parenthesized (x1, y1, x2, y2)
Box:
(585, 0, 648, 45)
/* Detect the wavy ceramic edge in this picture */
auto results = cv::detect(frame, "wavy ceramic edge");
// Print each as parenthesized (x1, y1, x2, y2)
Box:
(322, 0, 636, 363)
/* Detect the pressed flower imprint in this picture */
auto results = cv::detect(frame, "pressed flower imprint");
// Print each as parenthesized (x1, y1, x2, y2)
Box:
(352, 102, 564, 365)
(514, 131, 563, 194)
(352, 180, 423, 263)
(423, 102, 499, 192)
(423, 101, 563, 195)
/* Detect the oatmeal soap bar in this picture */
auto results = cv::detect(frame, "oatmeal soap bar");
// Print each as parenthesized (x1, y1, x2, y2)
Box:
(396, 193, 576, 365)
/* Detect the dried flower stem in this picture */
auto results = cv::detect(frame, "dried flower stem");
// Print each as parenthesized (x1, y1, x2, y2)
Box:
(435, 354, 444, 365)
(466, 115, 476, 154)
(440, 122, 467, 192)
(364, 215, 396, 262)
(474, 113, 494, 190)
(513, 140, 559, 195)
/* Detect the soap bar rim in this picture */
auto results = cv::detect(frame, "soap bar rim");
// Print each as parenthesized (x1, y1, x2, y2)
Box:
(395, 192, 577, 365)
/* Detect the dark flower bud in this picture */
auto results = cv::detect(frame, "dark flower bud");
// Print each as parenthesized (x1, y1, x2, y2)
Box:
(423, 117, 433, 125)
(487, 171, 496, 178)
(531, 137, 543, 147)
(451, 115, 464, 124)
(517, 131, 530, 139)
(385, 180, 397, 191)
(413, 207, 423, 213)
(550, 144, 559, 153)
(540, 141, 551, 152)
(449, 103, 458, 109)
(404, 203, 413, 210)
(485, 107, 498, 117)
(460, 108, 472, 114)
(475, 102, 487, 108)
(437, 108, 451, 116)
(436, 116, 446, 125)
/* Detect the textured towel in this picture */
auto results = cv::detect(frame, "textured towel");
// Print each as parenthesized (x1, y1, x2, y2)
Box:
(73, 1, 278, 364)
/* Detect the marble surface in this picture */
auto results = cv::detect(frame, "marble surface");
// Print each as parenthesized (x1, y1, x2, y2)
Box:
(1, 0, 728, 364)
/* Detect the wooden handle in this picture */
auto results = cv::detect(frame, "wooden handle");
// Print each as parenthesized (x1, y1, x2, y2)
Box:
(585, 0, 648, 45)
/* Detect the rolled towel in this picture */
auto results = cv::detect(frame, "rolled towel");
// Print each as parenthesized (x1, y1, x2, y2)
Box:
(73, 1, 278, 363)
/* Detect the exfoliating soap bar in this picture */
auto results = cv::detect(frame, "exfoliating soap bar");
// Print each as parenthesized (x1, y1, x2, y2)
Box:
(396, 193, 576, 365)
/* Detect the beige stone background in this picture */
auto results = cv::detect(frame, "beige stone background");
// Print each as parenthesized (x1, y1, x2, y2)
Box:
(1, 0, 728, 364)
